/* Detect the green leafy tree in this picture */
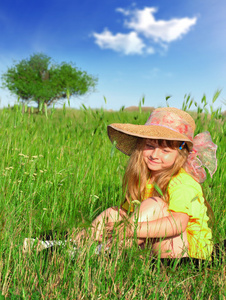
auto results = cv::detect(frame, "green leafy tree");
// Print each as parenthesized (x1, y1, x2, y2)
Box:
(1, 53, 98, 110)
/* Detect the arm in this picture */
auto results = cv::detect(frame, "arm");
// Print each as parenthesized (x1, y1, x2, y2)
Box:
(135, 211, 189, 239)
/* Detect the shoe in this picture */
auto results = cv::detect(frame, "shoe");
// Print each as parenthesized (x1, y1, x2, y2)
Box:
(23, 238, 69, 253)
(23, 238, 77, 259)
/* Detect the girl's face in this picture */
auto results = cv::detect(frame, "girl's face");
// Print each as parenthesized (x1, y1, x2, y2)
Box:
(142, 139, 179, 176)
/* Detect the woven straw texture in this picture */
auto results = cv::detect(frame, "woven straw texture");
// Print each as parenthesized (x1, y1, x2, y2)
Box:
(107, 107, 196, 156)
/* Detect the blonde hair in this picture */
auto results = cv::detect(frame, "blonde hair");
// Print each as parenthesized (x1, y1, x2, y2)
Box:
(122, 138, 189, 204)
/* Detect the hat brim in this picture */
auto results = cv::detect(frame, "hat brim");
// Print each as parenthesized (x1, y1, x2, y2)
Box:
(108, 123, 193, 155)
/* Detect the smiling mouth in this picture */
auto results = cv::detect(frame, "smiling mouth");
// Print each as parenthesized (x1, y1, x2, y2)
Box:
(148, 159, 160, 164)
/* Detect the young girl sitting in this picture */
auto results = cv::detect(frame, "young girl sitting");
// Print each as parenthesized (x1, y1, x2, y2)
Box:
(23, 107, 218, 261)
(89, 107, 217, 260)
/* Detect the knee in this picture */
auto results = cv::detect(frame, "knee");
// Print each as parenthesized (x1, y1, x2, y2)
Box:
(93, 207, 122, 225)
(104, 207, 121, 219)
(133, 197, 169, 222)
(140, 197, 168, 211)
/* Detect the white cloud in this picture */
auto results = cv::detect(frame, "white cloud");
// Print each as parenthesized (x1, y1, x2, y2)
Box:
(93, 6, 197, 55)
(146, 47, 155, 54)
(93, 29, 145, 55)
(116, 8, 130, 16)
(124, 7, 197, 42)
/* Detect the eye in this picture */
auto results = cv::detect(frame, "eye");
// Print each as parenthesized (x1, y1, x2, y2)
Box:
(146, 144, 154, 149)
(162, 148, 171, 153)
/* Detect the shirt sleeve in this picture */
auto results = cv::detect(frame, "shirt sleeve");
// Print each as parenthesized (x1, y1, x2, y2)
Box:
(121, 200, 135, 213)
(168, 183, 201, 216)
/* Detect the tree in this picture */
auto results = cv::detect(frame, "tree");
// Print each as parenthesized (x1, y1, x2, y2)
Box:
(1, 53, 98, 109)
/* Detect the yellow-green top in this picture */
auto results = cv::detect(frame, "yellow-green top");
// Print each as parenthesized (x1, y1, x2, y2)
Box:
(122, 168, 213, 259)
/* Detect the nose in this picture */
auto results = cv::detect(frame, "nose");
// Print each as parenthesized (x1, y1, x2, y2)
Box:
(150, 147, 160, 159)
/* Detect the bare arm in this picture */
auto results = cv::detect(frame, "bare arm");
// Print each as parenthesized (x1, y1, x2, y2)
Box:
(135, 212, 189, 239)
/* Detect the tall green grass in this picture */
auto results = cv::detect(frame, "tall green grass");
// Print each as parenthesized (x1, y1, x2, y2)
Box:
(0, 94, 225, 299)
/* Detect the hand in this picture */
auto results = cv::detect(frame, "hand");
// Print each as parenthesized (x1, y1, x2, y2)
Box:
(107, 219, 134, 241)
(104, 221, 133, 250)
(105, 222, 115, 232)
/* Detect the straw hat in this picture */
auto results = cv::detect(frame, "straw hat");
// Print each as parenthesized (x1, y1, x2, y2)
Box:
(107, 107, 196, 155)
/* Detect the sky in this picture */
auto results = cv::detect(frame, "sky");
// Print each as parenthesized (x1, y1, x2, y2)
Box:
(0, 0, 226, 111)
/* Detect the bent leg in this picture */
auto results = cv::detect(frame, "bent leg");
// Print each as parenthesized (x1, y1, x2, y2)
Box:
(92, 207, 127, 242)
(73, 207, 127, 244)
(130, 197, 189, 258)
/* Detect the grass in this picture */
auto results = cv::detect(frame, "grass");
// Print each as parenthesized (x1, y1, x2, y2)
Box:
(0, 95, 225, 299)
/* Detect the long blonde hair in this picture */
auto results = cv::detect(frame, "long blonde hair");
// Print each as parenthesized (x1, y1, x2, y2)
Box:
(122, 138, 189, 204)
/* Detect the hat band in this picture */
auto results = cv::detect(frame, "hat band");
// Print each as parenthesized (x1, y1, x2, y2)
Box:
(146, 123, 192, 138)
(145, 110, 193, 141)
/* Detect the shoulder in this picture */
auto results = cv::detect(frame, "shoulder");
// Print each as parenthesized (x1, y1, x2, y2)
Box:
(168, 169, 205, 214)
(168, 168, 202, 193)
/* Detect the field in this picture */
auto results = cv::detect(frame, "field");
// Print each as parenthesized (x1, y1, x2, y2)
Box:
(0, 97, 225, 299)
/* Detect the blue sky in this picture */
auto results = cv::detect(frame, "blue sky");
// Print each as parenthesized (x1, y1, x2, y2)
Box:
(0, 0, 226, 110)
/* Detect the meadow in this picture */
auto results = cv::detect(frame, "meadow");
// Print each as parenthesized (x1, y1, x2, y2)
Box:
(0, 95, 225, 299)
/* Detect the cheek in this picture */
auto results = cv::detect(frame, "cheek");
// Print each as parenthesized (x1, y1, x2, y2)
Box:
(142, 149, 148, 158)
(164, 152, 178, 165)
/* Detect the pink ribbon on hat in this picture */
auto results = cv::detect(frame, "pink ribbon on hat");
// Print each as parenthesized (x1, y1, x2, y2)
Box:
(145, 109, 194, 141)
(183, 131, 217, 183)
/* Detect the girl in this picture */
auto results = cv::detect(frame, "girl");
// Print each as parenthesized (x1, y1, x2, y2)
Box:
(24, 107, 219, 261)
(90, 107, 217, 260)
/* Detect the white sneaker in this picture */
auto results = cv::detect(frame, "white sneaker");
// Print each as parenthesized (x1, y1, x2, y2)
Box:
(23, 238, 74, 255)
